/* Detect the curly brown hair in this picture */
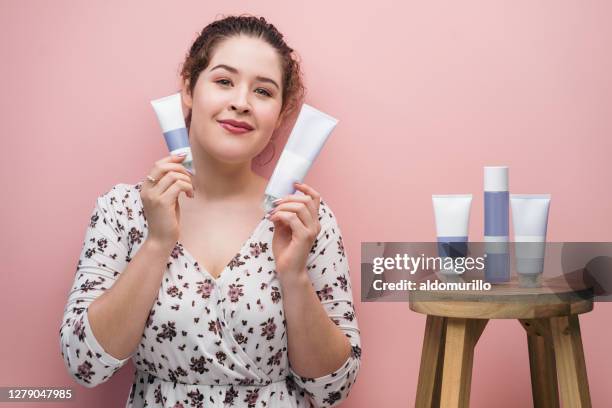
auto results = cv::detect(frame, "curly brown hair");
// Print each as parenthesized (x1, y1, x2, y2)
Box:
(180, 15, 305, 138)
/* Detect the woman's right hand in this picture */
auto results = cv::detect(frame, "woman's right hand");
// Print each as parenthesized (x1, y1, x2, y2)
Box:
(140, 154, 194, 249)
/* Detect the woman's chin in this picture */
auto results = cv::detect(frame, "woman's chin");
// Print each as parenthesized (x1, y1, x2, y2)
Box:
(211, 150, 257, 165)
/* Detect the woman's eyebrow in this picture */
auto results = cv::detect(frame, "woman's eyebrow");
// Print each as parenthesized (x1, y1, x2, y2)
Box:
(210, 64, 280, 90)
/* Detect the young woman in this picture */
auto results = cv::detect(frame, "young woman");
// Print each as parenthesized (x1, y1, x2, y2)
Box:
(60, 15, 360, 407)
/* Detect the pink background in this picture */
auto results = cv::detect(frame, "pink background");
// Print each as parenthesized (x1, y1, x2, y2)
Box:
(2, 1, 611, 406)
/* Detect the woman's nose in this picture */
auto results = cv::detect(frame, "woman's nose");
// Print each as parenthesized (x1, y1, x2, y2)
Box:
(230, 88, 251, 113)
(230, 103, 250, 113)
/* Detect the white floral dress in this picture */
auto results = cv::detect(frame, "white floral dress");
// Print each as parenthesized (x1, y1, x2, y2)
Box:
(60, 182, 361, 407)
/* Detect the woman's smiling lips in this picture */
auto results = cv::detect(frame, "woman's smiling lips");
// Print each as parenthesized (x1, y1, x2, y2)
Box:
(217, 119, 254, 134)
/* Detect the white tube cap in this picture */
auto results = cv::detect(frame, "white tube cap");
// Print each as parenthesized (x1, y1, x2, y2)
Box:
(484, 166, 509, 191)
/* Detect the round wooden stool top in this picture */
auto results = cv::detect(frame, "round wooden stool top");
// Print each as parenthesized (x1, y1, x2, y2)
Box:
(409, 271, 594, 319)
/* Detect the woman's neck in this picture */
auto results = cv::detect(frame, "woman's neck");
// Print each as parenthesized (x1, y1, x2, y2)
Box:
(190, 149, 266, 205)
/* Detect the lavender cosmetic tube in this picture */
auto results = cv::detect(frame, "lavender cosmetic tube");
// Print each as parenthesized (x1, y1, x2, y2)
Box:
(484, 166, 510, 283)
(151, 93, 194, 174)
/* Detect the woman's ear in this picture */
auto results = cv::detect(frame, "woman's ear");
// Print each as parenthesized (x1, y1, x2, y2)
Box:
(181, 80, 193, 109)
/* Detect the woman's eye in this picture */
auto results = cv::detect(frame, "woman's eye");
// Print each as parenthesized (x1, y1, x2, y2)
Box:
(255, 88, 272, 97)
(215, 80, 270, 97)
(216, 79, 231, 86)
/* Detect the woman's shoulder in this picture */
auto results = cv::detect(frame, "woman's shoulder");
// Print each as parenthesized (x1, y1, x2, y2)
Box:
(92, 182, 146, 242)
(95, 181, 144, 217)
(97, 181, 141, 200)
(317, 196, 341, 230)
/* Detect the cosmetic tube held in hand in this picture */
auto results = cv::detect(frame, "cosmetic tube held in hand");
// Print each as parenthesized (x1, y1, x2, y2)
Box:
(262, 104, 338, 212)
(151, 93, 194, 174)
(484, 166, 510, 282)
(511, 194, 551, 287)
(432, 194, 472, 274)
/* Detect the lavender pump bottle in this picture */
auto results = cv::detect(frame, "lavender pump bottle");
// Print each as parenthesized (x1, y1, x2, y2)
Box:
(484, 166, 510, 283)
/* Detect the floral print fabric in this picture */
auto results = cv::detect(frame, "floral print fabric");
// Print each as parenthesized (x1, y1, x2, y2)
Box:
(60, 182, 361, 407)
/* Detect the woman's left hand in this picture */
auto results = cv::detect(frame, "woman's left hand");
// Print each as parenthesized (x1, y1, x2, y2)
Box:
(267, 182, 321, 283)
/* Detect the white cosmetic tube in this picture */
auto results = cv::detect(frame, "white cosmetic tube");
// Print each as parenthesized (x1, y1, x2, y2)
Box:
(510, 194, 551, 287)
(432, 194, 473, 274)
(262, 104, 338, 211)
(432, 195, 473, 240)
(151, 93, 194, 173)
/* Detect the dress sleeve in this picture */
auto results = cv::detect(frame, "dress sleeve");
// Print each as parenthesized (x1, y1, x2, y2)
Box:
(59, 184, 136, 388)
(288, 199, 362, 408)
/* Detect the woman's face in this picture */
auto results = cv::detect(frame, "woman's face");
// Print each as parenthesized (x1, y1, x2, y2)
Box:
(183, 35, 284, 164)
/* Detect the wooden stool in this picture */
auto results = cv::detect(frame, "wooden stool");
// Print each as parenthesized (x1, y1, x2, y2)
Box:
(410, 274, 594, 408)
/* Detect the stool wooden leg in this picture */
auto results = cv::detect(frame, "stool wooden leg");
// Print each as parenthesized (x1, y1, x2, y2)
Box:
(549, 315, 592, 408)
(519, 319, 560, 408)
(415, 316, 447, 408)
(439, 318, 488, 408)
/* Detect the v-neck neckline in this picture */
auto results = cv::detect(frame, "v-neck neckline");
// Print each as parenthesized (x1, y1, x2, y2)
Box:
(177, 214, 269, 283)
